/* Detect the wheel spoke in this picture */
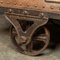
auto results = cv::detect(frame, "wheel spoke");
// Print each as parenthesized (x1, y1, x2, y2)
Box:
(35, 34, 48, 43)
(26, 42, 33, 52)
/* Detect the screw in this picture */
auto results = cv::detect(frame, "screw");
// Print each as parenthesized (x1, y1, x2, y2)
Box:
(8, 9, 13, 13)
(23, 10, 29, 15)
(39, 13, 44, 18)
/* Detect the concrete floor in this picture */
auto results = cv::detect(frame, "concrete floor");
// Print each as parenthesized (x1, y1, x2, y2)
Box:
(0, 31, 60, 60)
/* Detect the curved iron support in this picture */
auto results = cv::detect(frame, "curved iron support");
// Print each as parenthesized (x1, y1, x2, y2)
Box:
(4, 13, 49, 44)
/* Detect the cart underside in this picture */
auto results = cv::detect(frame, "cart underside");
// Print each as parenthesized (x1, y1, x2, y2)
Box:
(0, 0, 60, 56)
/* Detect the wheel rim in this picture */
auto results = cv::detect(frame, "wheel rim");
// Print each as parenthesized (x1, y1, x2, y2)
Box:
(10, 25, 50, 56)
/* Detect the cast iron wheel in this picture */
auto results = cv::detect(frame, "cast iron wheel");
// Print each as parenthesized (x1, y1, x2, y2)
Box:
(10, 25, 50, 56)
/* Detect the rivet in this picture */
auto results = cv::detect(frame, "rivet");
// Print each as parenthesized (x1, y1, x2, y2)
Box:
(34, 5, 37, 7)
(26, 4, 29, 7)
(39, 13, 44, 18)
(50, 6, 54, 9)
(20, 3, 22, 6)
(14, 3, 17, 5)
(41, 13, 44, 16)
(0, 1, 3, 3)
(43, 6, 45, 8)
(6, 2, 10, 4)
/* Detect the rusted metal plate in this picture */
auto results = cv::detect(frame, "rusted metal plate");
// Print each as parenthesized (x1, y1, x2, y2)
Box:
(0, 0, 60, 13)
(0, 0, 42, 10)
